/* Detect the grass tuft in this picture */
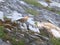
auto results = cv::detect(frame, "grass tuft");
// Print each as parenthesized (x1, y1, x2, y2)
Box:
(24, 0, 60, 15)
(50, 37, 60, 45)
(24, 0, 43, 7)
(0, 26, 25, 45)
(25, 8, 40, 15)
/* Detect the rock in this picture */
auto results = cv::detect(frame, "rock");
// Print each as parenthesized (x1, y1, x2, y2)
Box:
(0, 0, 60, 45)
(37, 22, 60, 38)
(0, 11, 4, 20)
(0, 39, 11, 45)
(38, 1, 48, 7)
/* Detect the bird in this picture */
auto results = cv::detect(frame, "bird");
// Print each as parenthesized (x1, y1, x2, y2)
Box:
(0, 19, 4, 26)
(16, 16, 29, 23)
(3, 24, 14, 30)
(11, 21, 19, 28)
(3, 18, 11, 24)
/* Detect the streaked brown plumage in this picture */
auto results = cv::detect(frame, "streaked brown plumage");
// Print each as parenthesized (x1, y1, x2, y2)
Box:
(3, 18, 11, 24)
(0, 19, 4, 26)
(4, 24, 14, 30)
(11, 22, 19, 27)
(17, 16, 29, 23)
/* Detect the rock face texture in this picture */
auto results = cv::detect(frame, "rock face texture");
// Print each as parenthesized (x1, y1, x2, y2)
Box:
(0, 0, 60, 45)
(0, 39, 11, 45)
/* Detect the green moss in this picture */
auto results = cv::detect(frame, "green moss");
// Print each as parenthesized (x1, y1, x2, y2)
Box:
(10, 37, 25, 45)
(50, 37, 60, 45)
(0, 26, 10, 41)
(40, 30, 49, 37)
(56, 11, 60, 15)
(24, 0, 43, 7)
(0, 26, 5, 38)
(35, 21, 37, 26)
(45, 7, 60, 15)
(24, 0, 60, 15)
(25, 8, 39, 15)
(45, 7, 55, 11)
(0, 26, 25, 45)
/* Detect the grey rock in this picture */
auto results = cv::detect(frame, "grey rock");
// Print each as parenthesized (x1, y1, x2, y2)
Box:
(0, 0, 60, 45)
(0, 39, 11, 45)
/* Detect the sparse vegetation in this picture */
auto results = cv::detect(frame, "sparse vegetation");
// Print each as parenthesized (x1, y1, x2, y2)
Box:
(24, 0, 43, 8)
(10, 37, 25, 45)
(0, 26, 25, 45)
(46, 7, 55, 11)
(0, 26, 5, 38)
(46, 7, 60, 15)
(25, 8, 40, 15)
(50, 37, 60, 45)
(56, 11, 60, 15)
(24, 0, 60, 15)
(0, 0, 60, 45)
(35, 21, 37, 26)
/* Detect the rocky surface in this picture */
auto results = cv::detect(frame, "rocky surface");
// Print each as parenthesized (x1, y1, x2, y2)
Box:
(0, 0, 60, 45)
(0, 39, 11, 45)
